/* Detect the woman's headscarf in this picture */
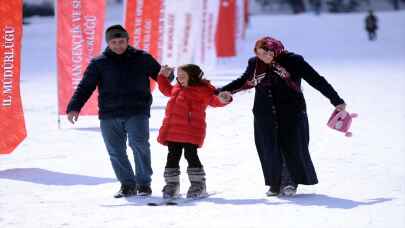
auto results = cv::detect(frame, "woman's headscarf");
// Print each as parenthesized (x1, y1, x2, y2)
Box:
(252, 36, 300, 92)
(254, 36, 285, 57)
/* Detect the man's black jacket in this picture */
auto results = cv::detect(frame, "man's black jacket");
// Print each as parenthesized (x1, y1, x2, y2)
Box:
(66, 46, 161, 119)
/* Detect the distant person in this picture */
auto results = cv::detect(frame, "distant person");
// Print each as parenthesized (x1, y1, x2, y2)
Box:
(156, 64, 231, 199)
(310, 0, 322, 15)
(365, 10, 378, 41)
(217, 37, 346, 197)
(66, 25, 161, 198)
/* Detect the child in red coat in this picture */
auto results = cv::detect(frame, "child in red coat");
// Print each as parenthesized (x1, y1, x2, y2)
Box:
(157, 64, 232, 198)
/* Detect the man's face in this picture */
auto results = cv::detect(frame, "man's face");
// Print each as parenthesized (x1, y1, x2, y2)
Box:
(108, 37, 128, 55)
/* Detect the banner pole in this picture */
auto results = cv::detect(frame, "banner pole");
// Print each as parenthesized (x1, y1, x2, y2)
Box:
(55, 0, 61, 129)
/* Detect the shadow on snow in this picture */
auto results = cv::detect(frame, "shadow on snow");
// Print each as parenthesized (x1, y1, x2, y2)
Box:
(100, 194, 393, 208)
(279, 193, 393, 209)
(0, 168, 116, 186)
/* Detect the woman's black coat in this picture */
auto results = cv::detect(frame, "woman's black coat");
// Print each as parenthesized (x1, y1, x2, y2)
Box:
(220, 52, 344, 186)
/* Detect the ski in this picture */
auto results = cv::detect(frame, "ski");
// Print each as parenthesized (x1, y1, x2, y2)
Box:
(147, 195, 182, 206)
(161, 193, 211, 205)
(147, 192, 218, 206)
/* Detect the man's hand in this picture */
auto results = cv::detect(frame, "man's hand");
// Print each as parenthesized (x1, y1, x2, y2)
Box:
(218, 91, 232, 104)
(159, 65, 174, 78)
(67, 111, 79, 124)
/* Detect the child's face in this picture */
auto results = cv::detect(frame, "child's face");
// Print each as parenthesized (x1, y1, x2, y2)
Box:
(176, 68, 189, 87)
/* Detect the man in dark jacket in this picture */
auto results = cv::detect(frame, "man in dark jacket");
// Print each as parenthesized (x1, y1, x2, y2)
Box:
(66, 25, 161, 198)
(365, 10, 378, 41)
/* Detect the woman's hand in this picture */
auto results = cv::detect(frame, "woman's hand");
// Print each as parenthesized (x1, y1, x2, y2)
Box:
(67, 111, 79, 124)
(218, 91, 232, 104)
(335, 103, 346, 111)
(159, 65, 173, 78)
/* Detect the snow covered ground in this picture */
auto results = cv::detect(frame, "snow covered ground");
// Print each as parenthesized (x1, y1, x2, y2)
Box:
(1, 6, 404, 228)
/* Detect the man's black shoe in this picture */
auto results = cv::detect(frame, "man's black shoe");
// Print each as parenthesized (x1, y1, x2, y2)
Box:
(114, 184, 137, 198)
(137, 185, 152, 196)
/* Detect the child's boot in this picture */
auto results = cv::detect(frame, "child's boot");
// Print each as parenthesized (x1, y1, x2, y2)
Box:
(186, 167, 207, 198)
(162, 168, 180, 198)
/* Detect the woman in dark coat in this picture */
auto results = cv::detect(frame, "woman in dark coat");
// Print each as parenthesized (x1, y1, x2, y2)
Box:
(218, 37, 346, 196)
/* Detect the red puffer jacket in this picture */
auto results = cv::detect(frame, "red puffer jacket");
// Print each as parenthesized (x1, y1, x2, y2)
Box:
(157, 75, 227, 148)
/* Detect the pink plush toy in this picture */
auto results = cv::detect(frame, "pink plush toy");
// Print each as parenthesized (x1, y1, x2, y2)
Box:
(327, 110, 358, 137)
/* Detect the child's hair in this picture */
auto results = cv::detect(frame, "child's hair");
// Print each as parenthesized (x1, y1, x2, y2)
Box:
(178, 64, 206, 86)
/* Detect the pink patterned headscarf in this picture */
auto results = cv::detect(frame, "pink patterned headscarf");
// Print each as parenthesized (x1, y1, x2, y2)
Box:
(254, 36, 285, 57)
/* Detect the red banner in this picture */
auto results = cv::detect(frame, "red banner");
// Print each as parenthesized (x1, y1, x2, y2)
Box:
(57, 0, 106, 115)
(125, 0, 164, 90)
(216, 0, 236, 57)
(0, 0, 26, 154)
